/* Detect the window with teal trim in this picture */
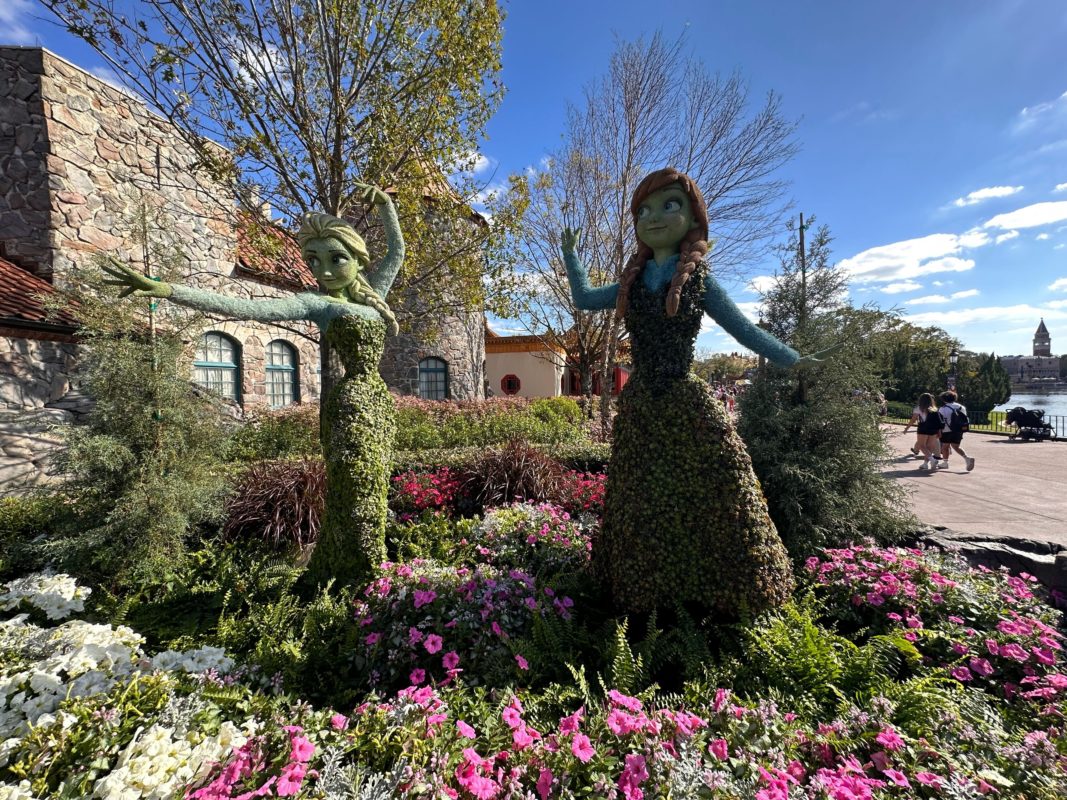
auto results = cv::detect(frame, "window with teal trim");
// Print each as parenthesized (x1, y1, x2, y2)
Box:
(418, 357, 449, 400)
(193, 332, 241, 402)
(266, 340, 299, 408)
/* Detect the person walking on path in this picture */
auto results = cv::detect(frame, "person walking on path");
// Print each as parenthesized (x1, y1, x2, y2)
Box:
(938, 390, 976, 471)
(903, 399, 926, 457)
(909, 393, 943, 470)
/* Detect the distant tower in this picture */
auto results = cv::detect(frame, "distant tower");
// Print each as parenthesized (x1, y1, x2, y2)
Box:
(1033, 318, 1051, 357)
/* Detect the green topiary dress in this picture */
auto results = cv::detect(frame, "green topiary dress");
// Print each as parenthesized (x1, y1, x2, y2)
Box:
(600, 260, 793, 616)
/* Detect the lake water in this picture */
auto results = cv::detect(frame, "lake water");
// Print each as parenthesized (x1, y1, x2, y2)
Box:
(994, 391, 1067, 418)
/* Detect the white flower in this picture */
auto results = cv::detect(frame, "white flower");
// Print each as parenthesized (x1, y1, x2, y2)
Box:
(0, 572, 91, 620)
(0, 780, 36, 800)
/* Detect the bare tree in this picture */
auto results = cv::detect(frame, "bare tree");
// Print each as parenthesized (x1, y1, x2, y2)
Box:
(505, 32, 798, 423)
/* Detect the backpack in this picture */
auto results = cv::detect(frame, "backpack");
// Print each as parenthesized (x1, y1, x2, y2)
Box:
(947, 404, 970, 434)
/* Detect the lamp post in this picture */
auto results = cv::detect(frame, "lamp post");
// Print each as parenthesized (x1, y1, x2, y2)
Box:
(948, 347, 959, 391)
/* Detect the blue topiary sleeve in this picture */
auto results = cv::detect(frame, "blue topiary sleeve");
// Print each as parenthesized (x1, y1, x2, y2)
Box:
(170, 284, 312, 322)
(564, 250, 618, 311)
(702, 274, 799, 367)
(366, 199, 405, 299)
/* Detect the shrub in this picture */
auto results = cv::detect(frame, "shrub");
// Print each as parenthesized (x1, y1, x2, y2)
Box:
(222, 459, 325, 552)
(391, 440, 610, 475)
(553, 470, 607, 517)
(885, 400, 913, 419)
(393, 396, 586, 451)
(226, 404, 320, 462)
(466, 503, 592, 579)
(457, 440, 565, 513)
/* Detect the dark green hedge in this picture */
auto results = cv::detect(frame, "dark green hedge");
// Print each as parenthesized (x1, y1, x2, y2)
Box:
(391, 441, 610, 475)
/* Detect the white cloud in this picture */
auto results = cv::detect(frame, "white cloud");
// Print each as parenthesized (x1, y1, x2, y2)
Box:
(995, 230, 1019, 245)
(905, 289, 979, 306)
(1058, 244, 1067, 250)
(0, 0, 36, 44)
(984, 201, 1067, 230)
(450, 150, 494, 175)
(881, 281, 923, 294)
(745, 275, 777, 295)
(1037, 233, 1051, 241)
(932, 280, 948, 287)
(952, 185, 1023, 207)
(838, 232, 985, 285)
(1055, 182, 1067, 193)
(1047, 300, 1067, 309)
(1049, 278, 1067, 292)
(1015, 90, 1067, 133)
(473, 182, 508, 206)
(905, 304, 1067, 328)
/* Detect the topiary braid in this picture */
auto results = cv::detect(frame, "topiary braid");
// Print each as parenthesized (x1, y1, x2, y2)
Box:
(298, 212, 399, 334)
(615, 167, 711, 318)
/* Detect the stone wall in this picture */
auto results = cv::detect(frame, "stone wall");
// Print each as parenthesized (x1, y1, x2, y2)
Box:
(0, 48, 52, 277)
(0, 329, 78, 410)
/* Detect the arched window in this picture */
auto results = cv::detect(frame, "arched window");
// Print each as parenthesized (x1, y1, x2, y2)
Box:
(193, 332, 241, 402)
(418, 357, 449, 400)
(266, 340, 299, 408)
(500, 374, 521, 396)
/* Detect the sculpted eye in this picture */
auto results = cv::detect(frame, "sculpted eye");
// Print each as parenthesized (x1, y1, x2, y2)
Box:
(305, 256, 319, 268)
(332, 254, 347, 265)
(637, 206, 650, 219)
(664, 199, 682, 212)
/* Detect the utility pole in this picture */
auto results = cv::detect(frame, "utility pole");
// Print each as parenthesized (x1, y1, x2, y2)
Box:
(796, 212, 810, 404)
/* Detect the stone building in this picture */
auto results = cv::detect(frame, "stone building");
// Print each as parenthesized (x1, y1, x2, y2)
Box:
(1000, 319, 1060, 383)
(0, 46, 485, 491)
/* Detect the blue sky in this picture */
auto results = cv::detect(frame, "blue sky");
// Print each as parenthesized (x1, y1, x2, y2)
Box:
(6, 0, 1067, 356)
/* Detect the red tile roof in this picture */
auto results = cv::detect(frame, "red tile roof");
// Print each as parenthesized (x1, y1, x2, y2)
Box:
(0, 257, 79, 329)
(234, 214, 318, 291)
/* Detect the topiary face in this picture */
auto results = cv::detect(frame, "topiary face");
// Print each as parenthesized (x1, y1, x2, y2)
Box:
(633, 181, 699, 256)
(301, 236, 367, 296)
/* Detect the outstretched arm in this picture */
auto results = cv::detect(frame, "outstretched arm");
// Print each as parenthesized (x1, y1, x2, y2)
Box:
(101, 258, 309, 322)
(360, 184, 405, 299)
(561, 227, 618, 311)
(703, 274, 799, 367)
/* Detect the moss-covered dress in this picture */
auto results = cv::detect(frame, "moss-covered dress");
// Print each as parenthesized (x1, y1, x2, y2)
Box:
(599, 261, 794, 616)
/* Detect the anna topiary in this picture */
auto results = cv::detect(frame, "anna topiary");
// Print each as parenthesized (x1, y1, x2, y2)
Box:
(562, 168, 831, 617)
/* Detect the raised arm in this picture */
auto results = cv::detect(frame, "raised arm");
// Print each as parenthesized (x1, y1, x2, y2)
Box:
(561, 227, 619, 311)
(702, 274, 799, 367)
(359, 184, 405, 299)
(101, 258, 309, 322)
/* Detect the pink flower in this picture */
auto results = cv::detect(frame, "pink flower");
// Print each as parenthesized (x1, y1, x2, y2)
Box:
(276, 762, 307, 796)
(457, 720, 477, 739)
(424, 634, 443, 654)
(606, 709, 638, 736)
(985, 639, 1000, 656)
(443, 651, 460, 670)
(364, 632, 381, 646)
(537, 768, 554, 800)
(1033, 647, 1056, 665)
(408, 627, 424, 645)
(709, 738, 729, 760)
(512, 726, 537, 749)
(883, 769, 910, 788)
(515, 654, 529, 670)
(559, 708, 584, 734)
(414, 589, 437, 609)
(915, 772, 943, 788)
(618, 754, 649, 800)
(571, 732, 595, 763)
(951, 666, 973, 682)
(607, 690, 643, 712)
(410, 668, 426, 685)
(969, 657, 994, 677)
(329, 713, 348, 731)
(502, 706, 523, 729)
(875, 728, 905, 751)
(999, 643, 1030, 662)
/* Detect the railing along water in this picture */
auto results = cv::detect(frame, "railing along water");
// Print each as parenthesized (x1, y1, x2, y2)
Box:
(884, 411, 1066, 439)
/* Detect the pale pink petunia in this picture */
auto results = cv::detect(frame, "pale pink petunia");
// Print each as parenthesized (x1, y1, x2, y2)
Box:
(456, 720, 476, 739)
(571, 732, 595, 762)
(536, 768, 554, 800)
(883, 769, 910, 788)
(443, 651, 460, 670)
(329, 713, 349, 731)
(709, 738, 729, 760)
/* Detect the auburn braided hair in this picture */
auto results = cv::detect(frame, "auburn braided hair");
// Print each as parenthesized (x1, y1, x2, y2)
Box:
(298, 213, 399, 334)
(615, 168, 710, 318)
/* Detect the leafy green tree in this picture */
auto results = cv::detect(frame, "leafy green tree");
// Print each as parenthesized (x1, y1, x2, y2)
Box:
(879, 322, 956, 404)
(41, 208, 232, 589)
(691, 350, 757, 384)
(738, 216, 912, 558)
(956, 352, 1012, 422)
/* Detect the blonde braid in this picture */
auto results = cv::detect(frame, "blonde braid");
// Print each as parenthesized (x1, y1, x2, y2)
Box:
(345, 273, 399, 335)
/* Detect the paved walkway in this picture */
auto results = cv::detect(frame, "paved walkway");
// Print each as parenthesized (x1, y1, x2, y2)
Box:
(882, 426, 1067, 549)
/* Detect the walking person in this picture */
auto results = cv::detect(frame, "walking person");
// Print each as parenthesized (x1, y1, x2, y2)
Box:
(937, 390, 975, 471)
(902, 400, 926, 457)
(911, 393, 943, 471)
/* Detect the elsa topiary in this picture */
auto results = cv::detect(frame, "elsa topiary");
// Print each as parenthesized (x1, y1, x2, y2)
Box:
(103, 185, 403, 588)
(562, 168, 832, 618)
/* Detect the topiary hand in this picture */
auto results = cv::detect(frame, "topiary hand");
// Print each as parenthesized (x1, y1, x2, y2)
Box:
(354, 183, 391, 206)
(795, 343, 844, 364)
(100, 258, 172, 299)
(561, 227, 580, 255)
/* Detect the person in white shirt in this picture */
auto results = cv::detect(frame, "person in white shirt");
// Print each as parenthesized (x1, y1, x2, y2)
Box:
(937, 390, 975, 472)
